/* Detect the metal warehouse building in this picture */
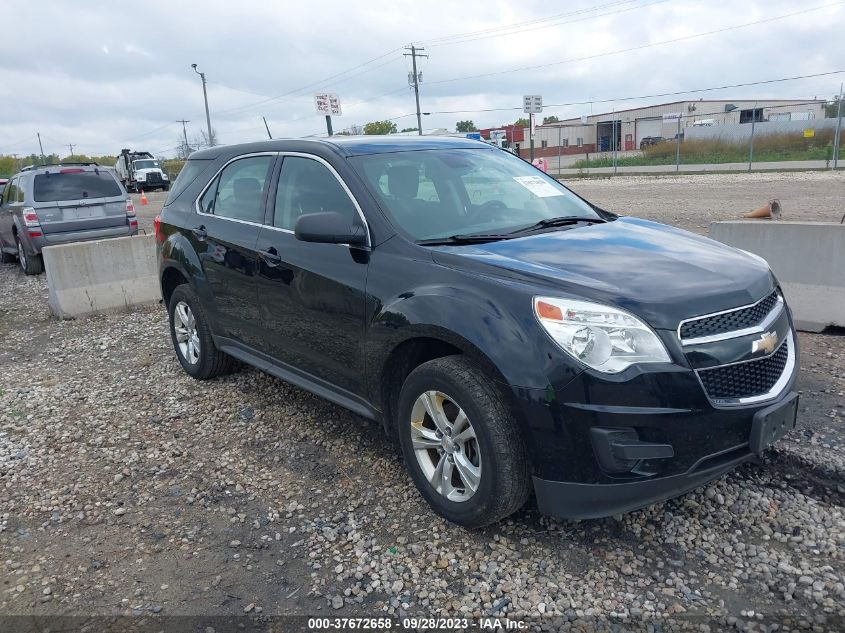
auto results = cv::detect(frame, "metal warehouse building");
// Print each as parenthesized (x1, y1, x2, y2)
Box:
(532, 99, 825, 157)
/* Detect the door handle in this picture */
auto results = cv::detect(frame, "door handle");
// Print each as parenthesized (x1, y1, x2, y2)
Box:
(191, 225, 207, 241)
(258, 247, 282, 267)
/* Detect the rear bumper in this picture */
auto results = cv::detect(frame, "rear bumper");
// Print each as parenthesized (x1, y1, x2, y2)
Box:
(33, 225, 136, 252)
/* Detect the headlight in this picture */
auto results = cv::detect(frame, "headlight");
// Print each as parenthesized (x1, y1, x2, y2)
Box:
(533, 297, 671, 373)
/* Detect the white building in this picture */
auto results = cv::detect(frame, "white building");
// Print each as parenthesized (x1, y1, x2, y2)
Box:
(534, 99, 825, 156)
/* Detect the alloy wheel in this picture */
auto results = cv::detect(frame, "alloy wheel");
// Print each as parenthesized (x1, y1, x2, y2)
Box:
(409, 390, 482, 502)
(173, 301, 200, 365)
(17, 239, 26, 271)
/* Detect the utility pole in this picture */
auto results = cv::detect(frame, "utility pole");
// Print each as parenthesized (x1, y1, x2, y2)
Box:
(191, 64, 214, 147)
(404, 45, 427, 136)
(263, 116, 273, 139)
(612, 109, 618, 176)
(748, 101, 758, 173)
(834, 83, 843, 170)
(67, 143, 75, 159)
(37, 132, 46, 164)
(176, 119, 191, 156)
(675, 115, 681, 173)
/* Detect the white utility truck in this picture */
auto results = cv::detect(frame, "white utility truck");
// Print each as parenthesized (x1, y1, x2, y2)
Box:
(114, 149, 169, 192)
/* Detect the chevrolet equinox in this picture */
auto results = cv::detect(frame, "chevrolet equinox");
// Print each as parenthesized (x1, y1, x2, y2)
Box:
(155, 137, 798, 527)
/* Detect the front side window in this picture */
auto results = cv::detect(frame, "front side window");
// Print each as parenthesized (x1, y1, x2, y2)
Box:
(33, 170, 121, 202)
(272, 156, 357, 230)
(350, 148, 598, 241)
(199, 155, 274, 223)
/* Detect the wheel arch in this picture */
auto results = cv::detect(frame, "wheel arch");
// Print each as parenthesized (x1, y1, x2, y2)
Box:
(378, 330, 521, 441)
(160, 265, 190, 308)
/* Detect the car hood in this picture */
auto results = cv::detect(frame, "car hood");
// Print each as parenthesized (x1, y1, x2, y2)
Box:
(430, 217, 775, 329)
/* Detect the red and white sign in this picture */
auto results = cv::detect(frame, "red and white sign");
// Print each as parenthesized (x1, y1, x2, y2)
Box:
(314, 93, 342, 116)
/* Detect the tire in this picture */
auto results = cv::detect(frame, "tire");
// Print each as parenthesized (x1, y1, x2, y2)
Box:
(1, 244, 15, 264)
(397, 356, 531, 527)
(168, 284, 234, 379)
(161, 185, 170, 192)
(16, 235, 43, 275)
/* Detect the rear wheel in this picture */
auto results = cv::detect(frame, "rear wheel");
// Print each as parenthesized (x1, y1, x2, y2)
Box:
(397, 356, 531, 527)
(16, 235, 43, 275)
(168, 284, 234, 379)
(1, 244, 15, 264)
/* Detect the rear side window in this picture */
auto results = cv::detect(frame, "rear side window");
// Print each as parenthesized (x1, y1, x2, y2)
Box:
(199, 155, 274, 223)
(33, 171, 121, 202)
(164, 158, 212, 205)
(3, 178, 18, 205)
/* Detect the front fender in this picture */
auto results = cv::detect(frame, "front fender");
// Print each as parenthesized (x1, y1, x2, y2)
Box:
(368, 281, 579, 391)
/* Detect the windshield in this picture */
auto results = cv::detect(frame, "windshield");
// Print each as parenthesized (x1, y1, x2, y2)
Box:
(33, 170, 122, 202)
(133, 159, 161, 170)
(350, 148, 598, 241)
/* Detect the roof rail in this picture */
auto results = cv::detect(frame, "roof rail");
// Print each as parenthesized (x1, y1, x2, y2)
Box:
(20, 161, 99, 172)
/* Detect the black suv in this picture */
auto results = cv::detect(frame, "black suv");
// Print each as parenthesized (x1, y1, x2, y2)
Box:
(156, 137, 798, 527)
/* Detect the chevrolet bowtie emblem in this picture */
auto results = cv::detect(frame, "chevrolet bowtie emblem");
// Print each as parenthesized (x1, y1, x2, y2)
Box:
(752, 331, 778, 355)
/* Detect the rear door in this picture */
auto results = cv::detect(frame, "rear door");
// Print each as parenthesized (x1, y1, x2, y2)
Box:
(30, 168, 127, 234)
(0, 176, 20, 248)
(193, 153, 277, 349)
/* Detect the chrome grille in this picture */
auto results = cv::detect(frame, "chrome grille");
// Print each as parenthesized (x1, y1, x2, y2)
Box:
(680, 290, 780, 341)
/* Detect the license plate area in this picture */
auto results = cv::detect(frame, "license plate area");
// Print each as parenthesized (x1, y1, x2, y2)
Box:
(750, 392, 798, 454)
(68, 205, 105, 219)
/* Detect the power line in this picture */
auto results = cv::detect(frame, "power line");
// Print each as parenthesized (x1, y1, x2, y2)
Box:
(417, 70, 845, 117)
(427, 1, 845, 86)
(213, 51, 405, 118)
(425, 0, 668, 48)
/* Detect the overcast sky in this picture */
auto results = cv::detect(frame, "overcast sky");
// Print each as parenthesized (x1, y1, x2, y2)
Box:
(0, 0, 842, 158)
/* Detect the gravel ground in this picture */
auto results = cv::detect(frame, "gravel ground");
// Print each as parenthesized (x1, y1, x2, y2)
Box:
(2, 173, 845, 631)
(566, 170, 845, 235)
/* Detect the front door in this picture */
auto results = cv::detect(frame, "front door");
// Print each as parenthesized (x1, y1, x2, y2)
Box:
(192, 153, 276, 349)
(254, 154, 369, 396)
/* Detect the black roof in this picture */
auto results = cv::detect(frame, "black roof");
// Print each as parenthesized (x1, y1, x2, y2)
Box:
(189, 135, 488, 160)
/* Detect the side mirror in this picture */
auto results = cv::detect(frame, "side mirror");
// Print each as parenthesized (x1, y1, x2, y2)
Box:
(294, 212, 368, 247)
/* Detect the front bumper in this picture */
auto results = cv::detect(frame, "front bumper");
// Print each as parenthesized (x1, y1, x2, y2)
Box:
(511, 328, 799, 520)
(534, 444, 758, 520)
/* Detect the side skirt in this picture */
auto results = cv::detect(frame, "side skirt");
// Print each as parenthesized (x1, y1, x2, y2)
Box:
(215, 336, 380, 421)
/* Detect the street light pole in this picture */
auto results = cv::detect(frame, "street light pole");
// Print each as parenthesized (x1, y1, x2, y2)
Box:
(192, 64, 214, 147)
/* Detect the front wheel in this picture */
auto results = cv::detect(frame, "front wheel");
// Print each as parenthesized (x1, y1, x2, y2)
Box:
(397, 356, 531, 527)
(168, 284, 234, 379)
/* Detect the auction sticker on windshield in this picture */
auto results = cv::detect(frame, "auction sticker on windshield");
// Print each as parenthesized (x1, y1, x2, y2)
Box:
(512, 175, 564, 197)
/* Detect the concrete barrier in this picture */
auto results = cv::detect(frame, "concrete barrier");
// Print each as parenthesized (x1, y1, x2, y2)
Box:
(43, 235, 160, 318)
(709, 221, 845, 332)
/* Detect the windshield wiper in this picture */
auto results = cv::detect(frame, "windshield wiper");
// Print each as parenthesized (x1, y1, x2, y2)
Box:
(416, 233, 517, 246)
(508, 215, 606, 235)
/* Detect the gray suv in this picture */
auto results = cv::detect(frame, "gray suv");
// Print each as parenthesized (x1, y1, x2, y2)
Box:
(0, 163, 138, 275)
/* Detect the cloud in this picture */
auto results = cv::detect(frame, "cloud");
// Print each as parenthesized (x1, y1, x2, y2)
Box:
(0, 0, 841, 157)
